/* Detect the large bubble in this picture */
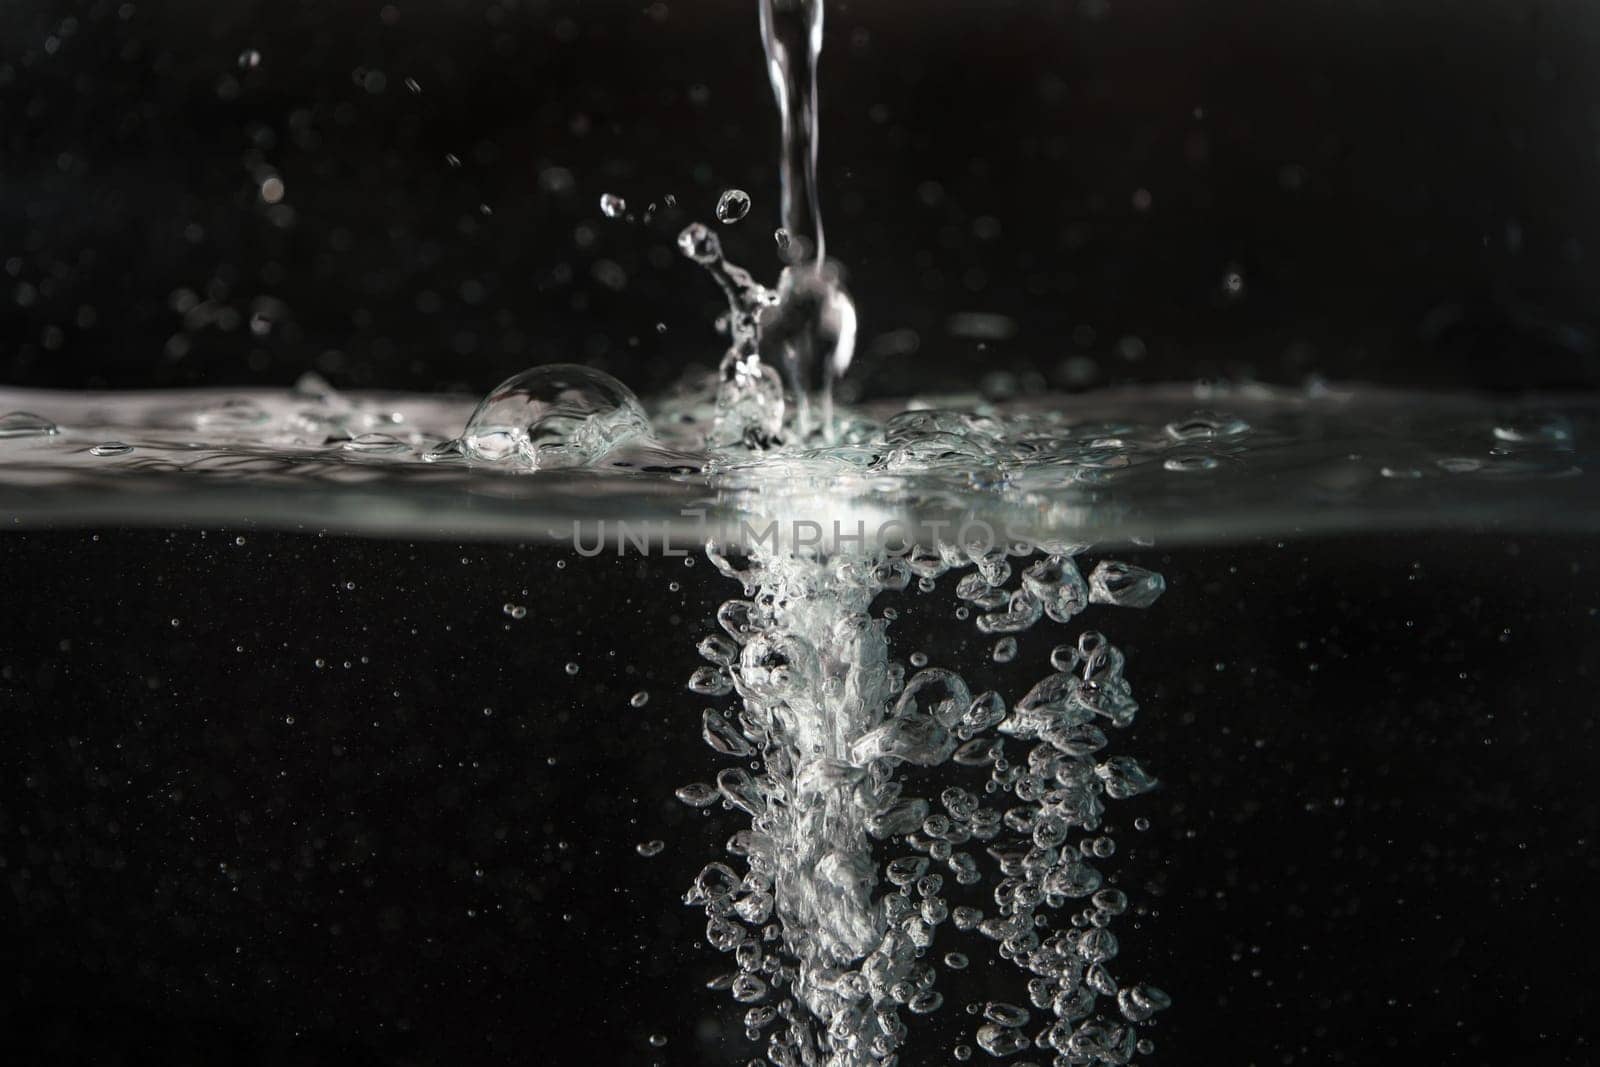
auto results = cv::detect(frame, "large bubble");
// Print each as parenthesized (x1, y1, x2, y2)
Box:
(460, 364, 652, 470)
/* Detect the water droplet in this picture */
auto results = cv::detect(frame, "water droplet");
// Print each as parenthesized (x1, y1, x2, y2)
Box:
(404, 76, 421, 94)
(503, 603, 527, 619)
(630, 690, 650, 708)
(564, 661, 580, 675)
(89, 442, 133, 457)
(636, 840, 666, 857)
(676, 221, 721, 264)
(600, 192, 627, 218)
(238, 48, 261, 69)
(716, 188, 752, 224)
(647, 1033, 668, 1048)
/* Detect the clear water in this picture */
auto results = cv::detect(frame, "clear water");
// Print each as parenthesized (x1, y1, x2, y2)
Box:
(2, 377, 1597, 1067)
(1, 379, 1594, 544)
(5, 0, 1598, 1062)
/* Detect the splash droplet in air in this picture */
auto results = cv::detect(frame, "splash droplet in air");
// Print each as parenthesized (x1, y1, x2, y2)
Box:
(716, 188, 752, 223)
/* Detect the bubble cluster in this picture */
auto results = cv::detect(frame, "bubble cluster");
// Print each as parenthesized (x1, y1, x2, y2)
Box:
(680, 540, 1168, 1064)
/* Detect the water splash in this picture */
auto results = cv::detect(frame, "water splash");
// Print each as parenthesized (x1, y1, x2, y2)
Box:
(758, 0, 826, 265)
(670, 0, 858, 446)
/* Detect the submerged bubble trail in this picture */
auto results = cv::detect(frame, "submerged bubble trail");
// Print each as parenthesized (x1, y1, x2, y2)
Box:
(682, 539, 1168, 1064)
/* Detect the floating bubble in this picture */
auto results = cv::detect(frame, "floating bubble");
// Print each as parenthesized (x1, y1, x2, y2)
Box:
(343, 433, 408, 454)
(636, 840, 666, 858)
(1163, 454, 1220, 472)
(600, 192, 627, 218)
(1163, 411, 1248, 441)
(461, 364, 652, 470)
(0, 411, 59, 438)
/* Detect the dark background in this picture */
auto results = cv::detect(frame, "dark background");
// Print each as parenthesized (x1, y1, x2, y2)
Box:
(5, 0, 1600, 398)
(1, 532, 1596, 1065)
(4, 4, 1600, 1066)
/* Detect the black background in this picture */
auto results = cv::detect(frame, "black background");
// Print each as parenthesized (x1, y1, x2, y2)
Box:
(1, 531, 1596, 1065)
(4, 0, 1600, 397)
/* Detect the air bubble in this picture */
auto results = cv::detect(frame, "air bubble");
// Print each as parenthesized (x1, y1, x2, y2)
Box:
(675, 782, 719, 808)
(1087, 561, 1166, 609)
(461, 364, 652, 470)
(0, 412, 58, 438)
(600, 192, 627, 218)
